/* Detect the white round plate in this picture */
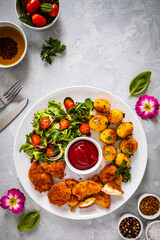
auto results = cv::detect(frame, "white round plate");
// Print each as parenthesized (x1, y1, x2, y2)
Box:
(14, 86, 147, 220)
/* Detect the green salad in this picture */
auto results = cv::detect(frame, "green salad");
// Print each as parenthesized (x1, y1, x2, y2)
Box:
(19, 97, 93, 163)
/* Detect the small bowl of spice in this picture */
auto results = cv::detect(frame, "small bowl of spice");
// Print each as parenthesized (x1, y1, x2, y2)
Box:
(118, 213, 143, 239)
(138, 193, 160, 220)
(146, 220, 160, 240)
(0, 21, 27, 68)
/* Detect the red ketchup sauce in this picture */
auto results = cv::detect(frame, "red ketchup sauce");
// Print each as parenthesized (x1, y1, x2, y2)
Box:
(68, 140, 99, 170)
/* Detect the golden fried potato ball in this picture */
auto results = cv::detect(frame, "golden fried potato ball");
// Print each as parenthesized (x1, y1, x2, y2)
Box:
(103, 145, 117, 161)
(115, 153, 130, 167)
(108, 110, 123, 124)
(89, 115, 108, 132)
(116, 122, 133, 138)
(94, 99, 110, 113)
(100, 128, 117, 144)
(120, 138, 138, 155)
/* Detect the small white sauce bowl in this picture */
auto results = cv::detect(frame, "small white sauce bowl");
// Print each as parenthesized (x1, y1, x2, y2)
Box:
(0, 21, 27, 68)
(65, 136, 102, 175)
(145, 220, 160, 240)
(15, 0, 61, 31)
(138, 193, 160, 220)
(118, 213, 143, 240)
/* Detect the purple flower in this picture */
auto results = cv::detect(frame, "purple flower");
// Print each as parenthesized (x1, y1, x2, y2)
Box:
(0, 189, 26, 214)
(135, 95, 159, 119)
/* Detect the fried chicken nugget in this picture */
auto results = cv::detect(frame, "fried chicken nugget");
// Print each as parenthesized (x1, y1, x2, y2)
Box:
(78, 197, 96, 209)
(28, 162, 53, 193)
(41, 161, 66, 179)
(68, 195, 79, 212)
(65, 179, 78, 193)
(48, 182, 71, 207)
(72, 180, 102, 200)
(92, 175, 103, 187)
(94, 191, 110, 208)
(114, 174, 123, 186)
(99, 164, 118, 184)
(102, 182, 124, 196)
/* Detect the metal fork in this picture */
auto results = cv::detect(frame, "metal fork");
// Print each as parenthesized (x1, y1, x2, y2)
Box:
(0, 82, 22, 108)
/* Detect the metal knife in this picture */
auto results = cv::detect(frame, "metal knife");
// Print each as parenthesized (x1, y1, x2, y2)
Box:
(0, 98, 28, 132)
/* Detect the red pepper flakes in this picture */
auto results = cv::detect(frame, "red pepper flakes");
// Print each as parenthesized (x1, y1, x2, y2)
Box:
(140, 196, 160, 216)
(0, 37, 18, 60)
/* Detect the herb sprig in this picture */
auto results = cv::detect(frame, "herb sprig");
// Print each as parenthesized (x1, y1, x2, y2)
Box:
(41, 38, 66, 64)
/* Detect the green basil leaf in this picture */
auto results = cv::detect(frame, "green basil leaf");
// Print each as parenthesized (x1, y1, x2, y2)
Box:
(19, 15, 35, 26)
(17, 0, 26, 15)
(104, 151, 110, 156)
(40, 3, 53, 12)
(85, 98, 93, 112)
(17, 211, 41, 232)
(128, 71, 151, 97)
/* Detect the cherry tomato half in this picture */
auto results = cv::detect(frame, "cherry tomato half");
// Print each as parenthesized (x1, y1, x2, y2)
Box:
(64, 99, 76, 110)
(59, 119, 70, 130)
(49, 3, 59, 17)
(32, 14, 47, 27)
(79, 124, 90, 135)
(46, 148, 56, 158)
(26, 0, 40, 14)
(40, 118, 51, 129)
(31, 134, 41, 145)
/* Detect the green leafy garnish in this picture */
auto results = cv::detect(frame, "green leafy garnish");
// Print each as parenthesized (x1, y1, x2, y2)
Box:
(94, 119, 99, 125)
(125, 147, 132, 154)
(17, 0, 26, 15)
(85, 98, 93, 115)
(115, 166, 131, 182)
(41, 38, 66, 64)
(116, 136, 122, 141)
(17, 211, 41, 232)
(105, 136, 112, 141)
(122, 159, 127, 166)
(128, 71, 151, 97)
(104, 151, 110, 156)
(19, 15, 35, 26)
(40, 3, 53, 12)
(123, 113, 125, 118)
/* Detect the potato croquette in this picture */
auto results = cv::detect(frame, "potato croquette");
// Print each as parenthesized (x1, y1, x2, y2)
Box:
(103, 145, 117, 161)
(114, 174, 123, 186)
(102, 182, 124, 196)
(99, 165, 118, 184)
(100, 128, 117, 144)
(28, 162, 53, 193)
(94, 99, 110, 113)
(115, 152, 130, 167)
(41, 161, 66, 179)
(94, 191, 110, 208)
(65, 179, 78, 193)
(68, 195, 79, 212)
(78, 197, 96, 208)
(108, 109, 123, 124)
(48, 182, 71, 207)
(89, 115, 108, 132)
(116, 122, 133, 138)
(120, 138, 138, 154)
(72, 180, 102, 200)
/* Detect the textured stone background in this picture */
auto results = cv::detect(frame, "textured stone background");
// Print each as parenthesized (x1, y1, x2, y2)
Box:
(0, 0, 160, 239)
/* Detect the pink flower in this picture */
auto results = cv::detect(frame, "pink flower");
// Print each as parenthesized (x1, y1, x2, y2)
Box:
(0, 189, 26, 214)
(135, 95, 159, 119)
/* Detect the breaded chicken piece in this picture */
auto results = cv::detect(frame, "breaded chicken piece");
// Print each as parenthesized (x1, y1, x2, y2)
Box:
(28, 162, 53, 193)
(92, 175, 103, 188)
(102, 182, 124, 196)
(94, 191, 110, 208)
(41, 161, 66, 179)
(78, 197, 96, 209)
(65, 179, 78, 193)
(99, 165, 118, 184)
(48, 182, 71, 207)
(68, 195, 79, 212)
(114, 174, 123, 186)
(72, 180, 102, 200)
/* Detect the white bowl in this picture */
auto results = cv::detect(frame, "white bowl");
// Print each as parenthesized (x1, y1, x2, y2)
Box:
(65, 136, 102, 175)
(15, 0, 60, 30)
(145, 220, 160, 240)
(0, 21, 27, 68)
(138, 193, 160, 220)
(118, 213, 143, 240)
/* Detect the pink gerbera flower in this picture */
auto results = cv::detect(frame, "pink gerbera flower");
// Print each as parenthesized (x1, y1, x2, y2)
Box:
(135, 95, 159, 119)
(0, 188, 26, 214)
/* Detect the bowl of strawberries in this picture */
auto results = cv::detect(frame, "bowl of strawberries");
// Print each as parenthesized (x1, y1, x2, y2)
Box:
(15, 0, 60, 30)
